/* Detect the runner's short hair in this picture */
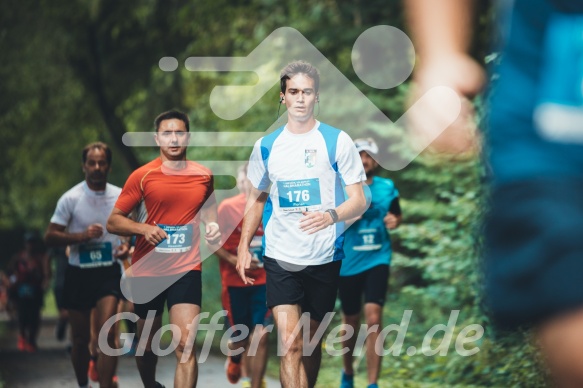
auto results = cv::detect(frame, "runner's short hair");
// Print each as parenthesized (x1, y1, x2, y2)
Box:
(82, 142, 112, 165)
(280, 60, 320, 94)
(154, 110, 190, 132)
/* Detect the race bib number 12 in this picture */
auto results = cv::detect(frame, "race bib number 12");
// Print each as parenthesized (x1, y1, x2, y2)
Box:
(352, 228, 383, 251)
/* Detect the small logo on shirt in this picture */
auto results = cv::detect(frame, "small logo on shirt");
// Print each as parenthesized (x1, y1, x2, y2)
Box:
(305, 149, 317, 168)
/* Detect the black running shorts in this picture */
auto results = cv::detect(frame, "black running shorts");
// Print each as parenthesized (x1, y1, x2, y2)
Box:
(263, 256, 341, 322)
(338, 264, 390, 316)
(63, 263, 122, 310)
(133, 270, 202, 319)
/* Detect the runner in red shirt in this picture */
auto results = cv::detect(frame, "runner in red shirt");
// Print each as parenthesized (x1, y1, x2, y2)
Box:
(216, 164, 271, 388)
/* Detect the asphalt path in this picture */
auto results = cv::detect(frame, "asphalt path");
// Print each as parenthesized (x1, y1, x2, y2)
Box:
(0, 313, 281, 388)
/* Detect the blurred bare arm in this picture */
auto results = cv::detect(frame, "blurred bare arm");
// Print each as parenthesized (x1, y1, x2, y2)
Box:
(44, 223, 103, 247)
(405, 0, 486, 155)
(201, 196, 221, 245)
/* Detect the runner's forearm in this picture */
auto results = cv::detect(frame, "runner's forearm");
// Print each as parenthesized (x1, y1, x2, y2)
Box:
(215, 247, 238, 266)
(238, 188, 267, 249)
(44, 224, 90, 246)
(335, 182, 367, 222)
(405, 0, 475, 60)
(106, 209, 149, 237)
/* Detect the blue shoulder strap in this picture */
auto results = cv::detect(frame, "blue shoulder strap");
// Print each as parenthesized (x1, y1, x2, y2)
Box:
(316, 122, 341, 173)
(261, 123, 341, 176)
(258, 126, 286, 187)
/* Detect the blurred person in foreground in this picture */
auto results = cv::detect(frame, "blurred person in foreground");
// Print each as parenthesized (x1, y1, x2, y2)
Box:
(405, 0, 583, 385)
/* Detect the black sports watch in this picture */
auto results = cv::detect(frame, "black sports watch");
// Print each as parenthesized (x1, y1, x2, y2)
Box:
(325, 209, 339, 224)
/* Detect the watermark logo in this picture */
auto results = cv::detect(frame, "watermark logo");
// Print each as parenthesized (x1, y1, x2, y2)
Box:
(124, 26, 461, 170)
(98, 310, 484, 362)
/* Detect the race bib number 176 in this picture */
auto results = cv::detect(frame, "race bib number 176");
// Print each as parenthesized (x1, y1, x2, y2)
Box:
(277, 178, 322, 213)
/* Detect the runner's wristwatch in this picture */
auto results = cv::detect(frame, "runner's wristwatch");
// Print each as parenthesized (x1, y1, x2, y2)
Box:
(325, 209, 339, 223)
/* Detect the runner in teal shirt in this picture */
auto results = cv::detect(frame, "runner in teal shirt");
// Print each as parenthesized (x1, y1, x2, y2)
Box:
(338, 137, 401, 388)
(340, 175, 399, 276)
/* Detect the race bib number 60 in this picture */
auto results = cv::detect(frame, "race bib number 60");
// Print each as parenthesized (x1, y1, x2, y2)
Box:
(79, 242, 114, 268)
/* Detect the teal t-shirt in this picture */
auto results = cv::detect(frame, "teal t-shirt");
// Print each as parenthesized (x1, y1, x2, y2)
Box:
(340, 176, 399, 277)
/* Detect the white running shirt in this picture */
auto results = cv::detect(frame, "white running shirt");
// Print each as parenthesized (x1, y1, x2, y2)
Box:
(247, 121, 366, 265)
(50, 182, 122, 267)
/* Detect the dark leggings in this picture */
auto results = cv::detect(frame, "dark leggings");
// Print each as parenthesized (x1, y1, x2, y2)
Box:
(17, 296, 42, 346)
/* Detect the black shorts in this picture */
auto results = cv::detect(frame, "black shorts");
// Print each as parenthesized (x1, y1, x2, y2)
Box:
(53, 286, 65, 310)
(133, 270, 202, 319)
(484, 178, 583, 329)
(63, 263, 122, 310)
(338, 264, 390, 316)
(263, 256, 341, 322)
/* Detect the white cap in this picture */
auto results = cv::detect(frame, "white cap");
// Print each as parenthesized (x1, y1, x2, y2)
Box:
(354, 137, 379, 155)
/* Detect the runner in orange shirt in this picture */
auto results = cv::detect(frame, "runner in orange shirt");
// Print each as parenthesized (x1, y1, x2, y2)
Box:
(107, 110, 220, 388)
